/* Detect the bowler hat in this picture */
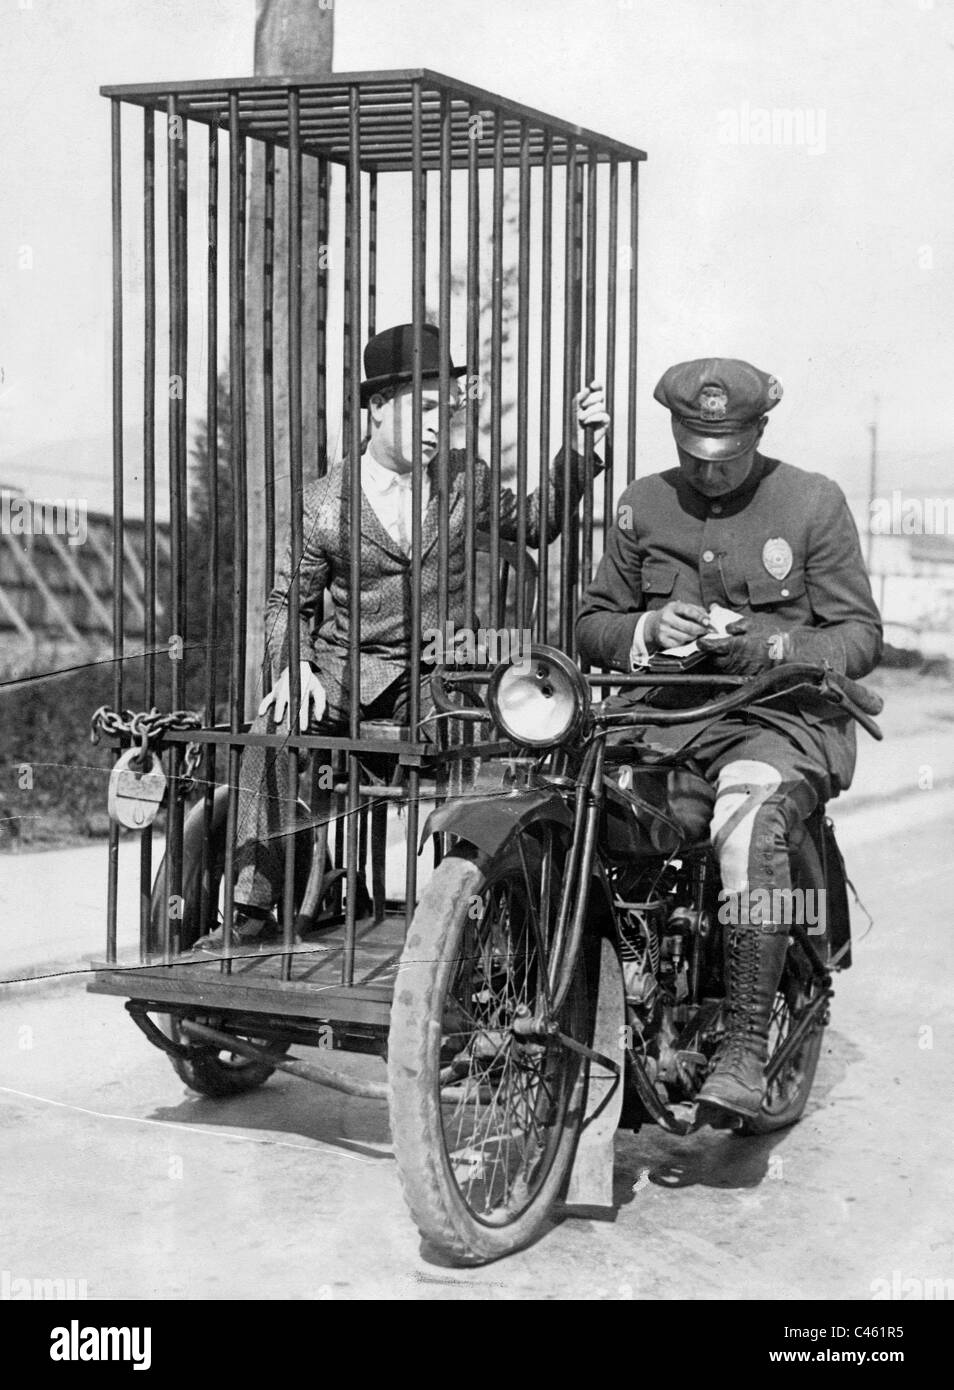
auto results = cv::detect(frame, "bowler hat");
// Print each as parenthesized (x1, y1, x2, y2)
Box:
(360, 323, 466, 406)
(654, 358, 783, 461)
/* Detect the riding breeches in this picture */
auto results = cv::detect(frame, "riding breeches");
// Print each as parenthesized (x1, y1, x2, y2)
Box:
(687, 721, 833, 927)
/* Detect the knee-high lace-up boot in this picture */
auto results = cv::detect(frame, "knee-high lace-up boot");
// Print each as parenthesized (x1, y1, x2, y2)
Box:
(697, 922, 790, 1119)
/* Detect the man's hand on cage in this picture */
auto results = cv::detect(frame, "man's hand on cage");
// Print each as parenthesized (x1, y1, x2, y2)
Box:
(574, 381, 610, 451)
(260, 661, 327, 733)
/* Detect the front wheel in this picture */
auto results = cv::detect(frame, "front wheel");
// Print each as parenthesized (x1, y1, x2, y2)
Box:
(388, 838, 588, 1265)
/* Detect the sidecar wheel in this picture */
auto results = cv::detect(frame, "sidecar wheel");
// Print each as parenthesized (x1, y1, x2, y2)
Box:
(738, 939, 827, 1135)
(156, 1013, 290, 1098)
(388, 841, 588, 1265)
(145, 786, 310, 1096)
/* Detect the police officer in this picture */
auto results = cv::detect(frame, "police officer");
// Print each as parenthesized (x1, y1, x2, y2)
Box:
(576, 358, 882, 1120)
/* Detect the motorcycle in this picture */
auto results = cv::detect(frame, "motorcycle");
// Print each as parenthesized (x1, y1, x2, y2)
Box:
(386, 647, 883, 1264)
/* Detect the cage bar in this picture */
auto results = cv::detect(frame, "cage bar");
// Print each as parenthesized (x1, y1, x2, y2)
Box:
(627, 160, 639, 484)
(345, 82, 364, 979)
(282, 88, 304, 978)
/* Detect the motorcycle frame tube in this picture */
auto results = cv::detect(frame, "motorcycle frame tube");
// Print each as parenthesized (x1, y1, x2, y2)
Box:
(536, 130, 553, 645)
(345, 82, 364, 980)
(282, 89, 304, 979)
(220, 95, 248, 975)
(107, 100, 123, 965)
(547, 734, 596, 995)
(198, 122, 220, 945)
(550, 736, 605, 1015)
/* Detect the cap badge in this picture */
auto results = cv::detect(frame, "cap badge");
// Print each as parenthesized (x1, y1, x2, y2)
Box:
(698, 386, 728, 421)
(762, 537, 793, 581)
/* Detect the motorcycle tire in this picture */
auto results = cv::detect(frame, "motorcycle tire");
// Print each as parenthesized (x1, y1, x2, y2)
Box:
(388, 840, 588, 1265)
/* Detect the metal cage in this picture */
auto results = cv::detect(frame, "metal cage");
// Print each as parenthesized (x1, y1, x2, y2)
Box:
(92, 69, 646, 1026)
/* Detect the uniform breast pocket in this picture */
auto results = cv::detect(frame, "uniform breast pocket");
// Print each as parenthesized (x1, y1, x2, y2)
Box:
(640, 564, 677, 609)
(745, 570, 807, 610)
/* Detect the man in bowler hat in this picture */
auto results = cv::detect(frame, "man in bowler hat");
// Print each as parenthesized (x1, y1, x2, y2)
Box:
(199, 323, 608, 948)
(576, 358, 882, 1121)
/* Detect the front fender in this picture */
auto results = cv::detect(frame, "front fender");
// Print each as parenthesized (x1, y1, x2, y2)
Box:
(419, 786, 573, 862)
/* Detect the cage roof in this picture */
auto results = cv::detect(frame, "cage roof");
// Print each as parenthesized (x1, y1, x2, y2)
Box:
(101, 69, 647, 172)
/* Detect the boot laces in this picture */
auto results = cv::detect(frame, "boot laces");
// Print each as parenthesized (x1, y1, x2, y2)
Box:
(719, 931, 762, 1065)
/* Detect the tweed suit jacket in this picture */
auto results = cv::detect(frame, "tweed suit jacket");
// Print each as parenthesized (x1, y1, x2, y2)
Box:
(265, 444, 588, 710)
(575, 454, 883, 791)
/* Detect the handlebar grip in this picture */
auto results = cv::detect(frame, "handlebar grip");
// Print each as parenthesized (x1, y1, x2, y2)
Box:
(823, 670, 884, 717)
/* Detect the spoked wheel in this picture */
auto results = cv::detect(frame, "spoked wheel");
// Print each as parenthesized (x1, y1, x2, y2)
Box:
(157, 1013, 290, 1099)
(739, 936, 829, 1135)
(388, 835, 588, 1265)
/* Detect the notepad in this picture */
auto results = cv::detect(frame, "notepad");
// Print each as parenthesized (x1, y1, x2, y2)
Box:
(663, 603, 744, 658)
(640, 603, 745, 672)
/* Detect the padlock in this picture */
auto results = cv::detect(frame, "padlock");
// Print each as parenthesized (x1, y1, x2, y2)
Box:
(107, 748, 168, 830)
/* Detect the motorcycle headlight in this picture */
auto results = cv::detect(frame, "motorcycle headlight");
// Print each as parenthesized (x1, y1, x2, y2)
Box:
(486, 644, 590, 748)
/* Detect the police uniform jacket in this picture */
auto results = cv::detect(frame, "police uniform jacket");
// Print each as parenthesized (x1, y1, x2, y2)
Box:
(575, 454, 883, 791)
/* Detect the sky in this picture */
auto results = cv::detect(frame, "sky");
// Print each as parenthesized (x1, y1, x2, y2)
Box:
(1, 0, 951, 507)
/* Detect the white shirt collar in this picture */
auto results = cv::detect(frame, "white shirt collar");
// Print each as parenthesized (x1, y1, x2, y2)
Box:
(362, 448, 413, 494)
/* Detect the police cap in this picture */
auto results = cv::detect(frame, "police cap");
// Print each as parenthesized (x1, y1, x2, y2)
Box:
(654, 358, 783, 461)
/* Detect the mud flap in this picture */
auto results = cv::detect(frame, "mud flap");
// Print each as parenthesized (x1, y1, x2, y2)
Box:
(564, 936, 626, 1207)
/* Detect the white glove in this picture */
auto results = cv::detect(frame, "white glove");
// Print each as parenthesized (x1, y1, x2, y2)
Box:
(259, 661, 327, 733)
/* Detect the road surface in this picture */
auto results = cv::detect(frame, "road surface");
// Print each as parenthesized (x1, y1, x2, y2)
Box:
(0, 786, 952, 1300)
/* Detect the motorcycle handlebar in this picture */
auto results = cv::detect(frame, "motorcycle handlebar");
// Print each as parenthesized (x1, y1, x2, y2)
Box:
(595, 663, 883, 740)
(431, 661, 884, 741)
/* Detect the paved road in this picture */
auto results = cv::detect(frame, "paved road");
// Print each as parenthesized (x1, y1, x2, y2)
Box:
(1, 783, 952, 1300)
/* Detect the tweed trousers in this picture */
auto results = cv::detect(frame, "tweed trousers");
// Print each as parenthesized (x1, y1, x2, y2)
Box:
(233, 670, 436, 911)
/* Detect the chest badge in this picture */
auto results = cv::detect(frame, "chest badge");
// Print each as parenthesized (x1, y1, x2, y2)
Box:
(762, 537, 793, 580)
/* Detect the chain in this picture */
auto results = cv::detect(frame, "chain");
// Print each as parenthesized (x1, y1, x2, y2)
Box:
(90, 706, 203, 787)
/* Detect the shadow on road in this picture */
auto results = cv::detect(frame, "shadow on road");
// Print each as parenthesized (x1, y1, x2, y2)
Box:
(147, 1064, 395, 1163)
(606, 1025, 861, 1202)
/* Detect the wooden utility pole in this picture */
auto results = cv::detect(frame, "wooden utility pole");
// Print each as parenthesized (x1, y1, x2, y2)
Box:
(244, 0, 334, 708)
